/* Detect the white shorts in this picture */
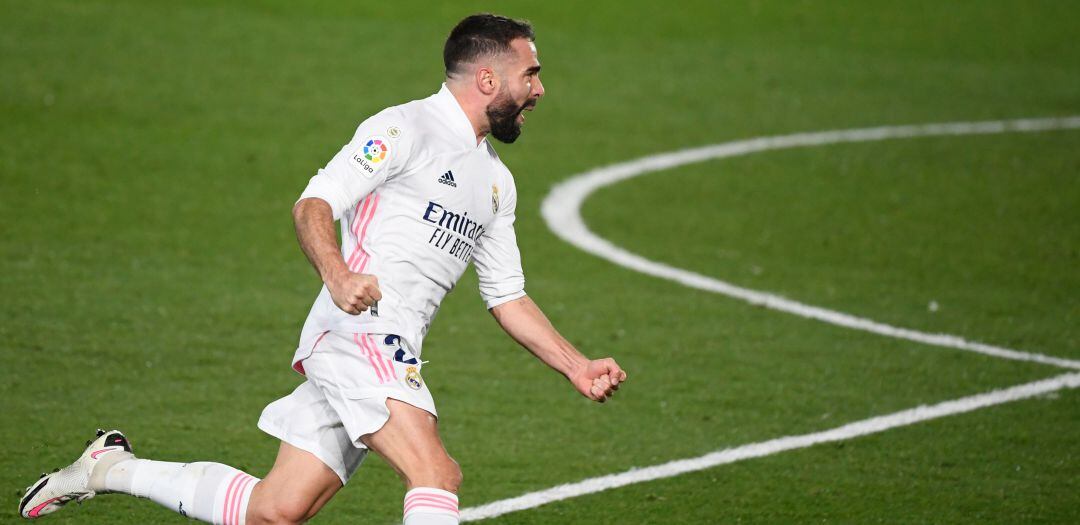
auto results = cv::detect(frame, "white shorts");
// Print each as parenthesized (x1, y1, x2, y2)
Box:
(257, 331, 435, 484)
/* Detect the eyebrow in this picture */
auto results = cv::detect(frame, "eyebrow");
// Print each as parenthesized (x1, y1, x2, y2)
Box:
(524, 65, 541, 75)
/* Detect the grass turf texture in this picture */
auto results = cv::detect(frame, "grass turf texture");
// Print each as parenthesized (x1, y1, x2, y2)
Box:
(2, 0, 1078, 523)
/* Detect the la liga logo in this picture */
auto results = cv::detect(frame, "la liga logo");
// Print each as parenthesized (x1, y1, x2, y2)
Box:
(363, 138, 389, 163)
(350, 135, 391, 177)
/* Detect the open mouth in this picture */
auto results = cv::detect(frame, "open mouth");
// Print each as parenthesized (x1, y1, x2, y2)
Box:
(518, 104, 536, 123)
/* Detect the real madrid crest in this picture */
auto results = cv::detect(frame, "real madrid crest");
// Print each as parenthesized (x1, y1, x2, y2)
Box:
(405, 366, 423, 390)
(491, 185, 500, 214)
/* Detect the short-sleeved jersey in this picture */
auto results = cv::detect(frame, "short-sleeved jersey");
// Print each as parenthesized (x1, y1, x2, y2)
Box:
(290, 84, 526, 371)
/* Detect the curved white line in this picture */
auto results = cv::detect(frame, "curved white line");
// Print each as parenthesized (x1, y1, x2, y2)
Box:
(457, 117, 1080, 521)
(460, 371, 1080, 522)
(541, 116, 1080, 370)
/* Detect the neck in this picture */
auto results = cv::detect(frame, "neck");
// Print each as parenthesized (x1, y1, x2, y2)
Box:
(446, 80, 489, 145)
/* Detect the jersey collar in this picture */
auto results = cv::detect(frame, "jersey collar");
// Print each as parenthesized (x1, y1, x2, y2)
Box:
(432, 83, 486, 148)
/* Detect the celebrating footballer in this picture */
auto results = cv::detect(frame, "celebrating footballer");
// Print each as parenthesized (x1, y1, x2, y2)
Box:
(21, 13, 627, 525)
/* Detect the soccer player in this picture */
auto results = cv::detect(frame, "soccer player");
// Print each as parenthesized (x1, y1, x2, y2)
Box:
(20, 13, 626, 525)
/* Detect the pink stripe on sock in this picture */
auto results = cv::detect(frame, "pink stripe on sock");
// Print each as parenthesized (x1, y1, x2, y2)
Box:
(232, 475, 255, 525)
(355, 333, 386, 383)
(222, 472, 244, 525)
(404, 500, 460, 515)
(405, 493, 459, 507)
(366, 334, 396, 380)
(232, 475, 252, 525)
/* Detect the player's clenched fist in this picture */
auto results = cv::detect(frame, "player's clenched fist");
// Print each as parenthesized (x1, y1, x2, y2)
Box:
(569, 357, 628, 403)
(327, 272, 382, 315)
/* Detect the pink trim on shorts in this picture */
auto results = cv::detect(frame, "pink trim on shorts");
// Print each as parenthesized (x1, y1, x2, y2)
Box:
(366, 333, 396, 380)
(293, 330, 330, 375)
(354, 333, 386, 383)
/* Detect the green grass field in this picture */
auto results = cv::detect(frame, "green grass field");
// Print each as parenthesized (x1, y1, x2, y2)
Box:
(2, 1, 1078, 523)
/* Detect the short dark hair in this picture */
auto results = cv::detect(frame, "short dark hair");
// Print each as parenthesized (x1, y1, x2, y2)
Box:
(444, 14, 534, 77)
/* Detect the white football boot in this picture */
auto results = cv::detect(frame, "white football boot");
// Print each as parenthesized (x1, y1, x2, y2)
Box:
(19, 429, 134, 519)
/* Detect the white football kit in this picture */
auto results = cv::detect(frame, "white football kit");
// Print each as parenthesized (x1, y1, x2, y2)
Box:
(259, 84, 527, 483)
(294, 82, 526, 367)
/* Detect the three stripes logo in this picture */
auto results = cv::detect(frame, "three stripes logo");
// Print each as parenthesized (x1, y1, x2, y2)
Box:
(438, 170, 457, 188)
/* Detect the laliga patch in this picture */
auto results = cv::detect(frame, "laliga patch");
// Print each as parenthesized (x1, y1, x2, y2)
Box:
(491, 184, 500, 214)
(405, 366, 423, 390)
(349, 135, 391, 177)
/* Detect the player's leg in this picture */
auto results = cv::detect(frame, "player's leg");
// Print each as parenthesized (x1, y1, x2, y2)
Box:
(19, 432, 341, 524)
(19, 428, 264, 523)
(244, 441, 342, 525)
(362, 399, 462, 525)
(21, 377, 354, 524)
(253, 375, 370, 524)
(289, 331, 458, 523)
(99, 453, 261, 524)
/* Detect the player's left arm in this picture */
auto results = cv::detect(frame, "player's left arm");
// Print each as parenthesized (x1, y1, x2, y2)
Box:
(476, 174, 624, 402)
(490, 295, 627, 403)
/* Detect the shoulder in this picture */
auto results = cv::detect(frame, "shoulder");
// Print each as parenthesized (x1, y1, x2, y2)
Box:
(357, 98, 453, 160)
(343, 102, 422, 175)
(352, 103, 413, 145)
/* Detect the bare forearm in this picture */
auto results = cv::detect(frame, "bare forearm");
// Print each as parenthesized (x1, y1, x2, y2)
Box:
(293, 198, 349, 286)
(293, 197, 382, 314)
(491, 295, 627, 402)
(489, 295, 588, 377)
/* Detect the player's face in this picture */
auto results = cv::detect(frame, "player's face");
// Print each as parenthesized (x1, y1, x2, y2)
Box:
(486, 38, 544, 143)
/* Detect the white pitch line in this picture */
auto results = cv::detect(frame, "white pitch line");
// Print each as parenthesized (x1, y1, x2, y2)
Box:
(541, 116, 1080, 370)
(461, 371, 1080, 521)
(456, 117, 1080, 522)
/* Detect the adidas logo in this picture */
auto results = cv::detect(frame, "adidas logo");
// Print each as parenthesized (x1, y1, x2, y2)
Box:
(437, 170, 457, 188)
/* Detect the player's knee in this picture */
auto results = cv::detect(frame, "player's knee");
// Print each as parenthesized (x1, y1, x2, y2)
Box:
(443, 458, 463, 493)
(407, 456, 462, 493)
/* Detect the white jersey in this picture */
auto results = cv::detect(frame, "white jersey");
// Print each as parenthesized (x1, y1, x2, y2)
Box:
(290, 84, 526, 372)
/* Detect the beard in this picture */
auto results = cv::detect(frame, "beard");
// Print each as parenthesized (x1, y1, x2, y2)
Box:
(485, 88, 532, 144)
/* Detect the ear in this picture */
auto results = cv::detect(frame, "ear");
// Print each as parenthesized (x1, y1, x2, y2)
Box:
(476, 65, 498, 96)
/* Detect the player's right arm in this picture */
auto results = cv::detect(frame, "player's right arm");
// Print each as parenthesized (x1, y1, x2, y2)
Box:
(293, 198, 381, 314)
(293, 111, 406, 314)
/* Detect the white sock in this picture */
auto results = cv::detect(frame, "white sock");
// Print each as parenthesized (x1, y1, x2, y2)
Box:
(403, 487, 459, 525)
(101, 459, 259, 525)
